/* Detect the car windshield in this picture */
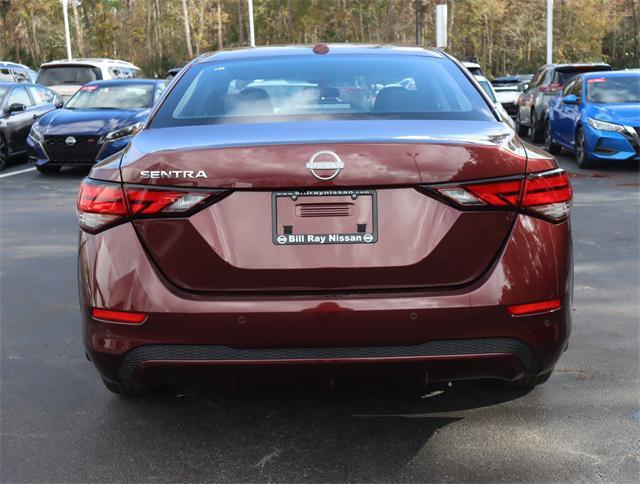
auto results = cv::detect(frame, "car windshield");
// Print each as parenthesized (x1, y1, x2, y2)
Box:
(586, 76, 640, 103)
(37, 66, 102, 86)
(151, 54, 495, 128)
(65, 84, 154, 109)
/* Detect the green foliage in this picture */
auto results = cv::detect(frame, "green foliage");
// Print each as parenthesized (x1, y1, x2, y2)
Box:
(0, 0, 637, 78)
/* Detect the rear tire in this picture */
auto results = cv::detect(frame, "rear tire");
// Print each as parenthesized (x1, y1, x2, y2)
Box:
(101, 377, 152, 397)
(515, 113, 528, 137)
(36, 164, 61, 174)
(503, 370, 553, 389)
(0, 136, 8, 171)
(530, 110, 544, 142)
(544, 120, 562, 155)
(575, 127, 594, 169)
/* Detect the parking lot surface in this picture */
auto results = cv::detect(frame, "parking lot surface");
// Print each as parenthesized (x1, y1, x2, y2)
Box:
(1, 151, 639, 482)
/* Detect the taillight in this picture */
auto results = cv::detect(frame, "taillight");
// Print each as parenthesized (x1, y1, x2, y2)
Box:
(540, 83, 562, 93)
(432, 169, 572, 222)
(77, 178, 222, 232)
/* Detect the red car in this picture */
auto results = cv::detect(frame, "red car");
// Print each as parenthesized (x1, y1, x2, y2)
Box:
(77, 45, 573, 396)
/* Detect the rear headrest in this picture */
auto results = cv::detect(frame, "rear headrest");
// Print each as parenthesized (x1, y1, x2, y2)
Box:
(226, 87, 274, 116)
(373, 86, 422, 112)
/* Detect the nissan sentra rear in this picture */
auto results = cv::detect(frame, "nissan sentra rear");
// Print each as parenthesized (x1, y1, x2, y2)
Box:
(77, 45, 572, 396)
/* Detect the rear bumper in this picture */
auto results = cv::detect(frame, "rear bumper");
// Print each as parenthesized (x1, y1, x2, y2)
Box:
(79, 213, 573, 386)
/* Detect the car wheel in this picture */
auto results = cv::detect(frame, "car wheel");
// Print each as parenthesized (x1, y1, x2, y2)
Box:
(503, 370, 553, 388)
(0, 136, 8, 171)
(36, 165, 61, 175)
(101, 377, 152, 397)
(544, 120, 562, 155)
(515, 113, 528, 137)
(575, 127, 593, 169)
(530, 110, 543, 142)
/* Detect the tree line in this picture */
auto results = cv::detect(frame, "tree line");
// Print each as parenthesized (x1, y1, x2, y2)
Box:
(1, 0, 638, 78)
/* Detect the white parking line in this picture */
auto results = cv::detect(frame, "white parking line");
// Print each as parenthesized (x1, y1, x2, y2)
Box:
(0, 167, 36, 179)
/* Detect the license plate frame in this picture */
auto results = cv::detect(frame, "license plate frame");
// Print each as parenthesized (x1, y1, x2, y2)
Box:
(271, 189, 378, 245)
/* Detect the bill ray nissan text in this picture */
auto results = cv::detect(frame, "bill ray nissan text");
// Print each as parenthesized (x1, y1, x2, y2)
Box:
(76, 45, 573, 396)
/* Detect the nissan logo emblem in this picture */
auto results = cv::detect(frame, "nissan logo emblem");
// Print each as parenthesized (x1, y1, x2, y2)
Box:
(65, 136, 76, 146)
(306, 151, 344, 181)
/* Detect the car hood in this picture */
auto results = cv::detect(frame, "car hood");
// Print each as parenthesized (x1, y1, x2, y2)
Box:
(587, 103, 640, 126)
(495, 90, 519, 104)
(38, 108, 149, 136)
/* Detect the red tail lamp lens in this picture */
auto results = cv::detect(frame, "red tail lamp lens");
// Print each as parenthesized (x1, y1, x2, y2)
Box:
(92, 308, 147, 324)
(76, 179, 219, 232)
(507, 299, 561, 316)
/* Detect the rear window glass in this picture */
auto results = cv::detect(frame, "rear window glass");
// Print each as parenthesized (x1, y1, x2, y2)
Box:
(37, 66, 102, 86)
(553, 67, 610, 85)
(150, 55, 495, 128)
(586, 76, 640, 103)
(66, 84, 154, 109)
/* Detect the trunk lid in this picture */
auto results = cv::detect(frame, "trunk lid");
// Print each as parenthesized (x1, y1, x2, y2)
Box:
(120, 120, 526, 293)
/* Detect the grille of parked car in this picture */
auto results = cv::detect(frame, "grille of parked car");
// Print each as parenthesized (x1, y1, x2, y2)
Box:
(43, 136, 102, 163)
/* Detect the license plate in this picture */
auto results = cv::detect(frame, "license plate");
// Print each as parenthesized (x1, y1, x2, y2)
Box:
(272, 189, 378, 245)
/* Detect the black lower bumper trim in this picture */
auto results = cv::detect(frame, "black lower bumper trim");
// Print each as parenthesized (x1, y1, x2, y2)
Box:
(117, 338, 539, 383)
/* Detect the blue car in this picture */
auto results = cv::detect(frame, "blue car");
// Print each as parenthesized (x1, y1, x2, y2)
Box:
(545, 71, 640, 168)
(27, 79, 166, 173)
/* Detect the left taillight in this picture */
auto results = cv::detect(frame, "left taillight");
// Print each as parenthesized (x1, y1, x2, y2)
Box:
(431, 169, 572, 222)
(77, 179, 221, 233)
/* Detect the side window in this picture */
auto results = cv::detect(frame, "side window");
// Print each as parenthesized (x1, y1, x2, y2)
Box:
(0, 68, 13, 81)
(12, 69, 30, 83)
(154, 82, 167, 103)
(7, 86, 33, 107)
(562, 80, 575, 96)
(27, 85, 55, 104)
(530, 68, 546, 89)
(571, 78, 583, 98)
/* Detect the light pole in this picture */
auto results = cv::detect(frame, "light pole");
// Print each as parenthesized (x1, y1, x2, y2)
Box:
(62, 0, 73, 60)
(247, 0, 255, 47)
(546, 0, 553, 64)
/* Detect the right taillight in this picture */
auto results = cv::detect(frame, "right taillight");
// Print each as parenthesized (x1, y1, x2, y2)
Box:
(77, 178, 224, 233)
(433, 169, 572, 222)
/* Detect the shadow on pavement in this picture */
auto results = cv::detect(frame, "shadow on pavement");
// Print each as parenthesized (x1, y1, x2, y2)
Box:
(89, 374, 530, 482)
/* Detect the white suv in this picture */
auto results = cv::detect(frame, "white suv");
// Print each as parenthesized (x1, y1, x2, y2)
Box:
(36, 58, 143, 101)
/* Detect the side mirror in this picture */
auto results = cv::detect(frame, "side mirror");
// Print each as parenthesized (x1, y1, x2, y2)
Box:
(55, 100, 64, 109)
(562, 94, 579, 104)
(6, 103, 27, 114)
(517, 83, 528, 92)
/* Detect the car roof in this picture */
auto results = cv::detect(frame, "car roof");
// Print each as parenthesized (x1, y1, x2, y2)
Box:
(196, 44, 443, 63)
(82, 79, 164, 87)
(0, 81, 40, 88)
(580, 70, 640, 79)
(39, 58, 140, 69)
(542, 62, 610, 70)
(0, 61, 35, 70)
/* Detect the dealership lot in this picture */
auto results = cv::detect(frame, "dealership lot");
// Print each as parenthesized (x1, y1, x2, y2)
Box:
(0, 153, 638, 482)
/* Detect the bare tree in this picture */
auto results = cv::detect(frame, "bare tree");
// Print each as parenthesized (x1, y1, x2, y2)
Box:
(181, 0, 193, 58)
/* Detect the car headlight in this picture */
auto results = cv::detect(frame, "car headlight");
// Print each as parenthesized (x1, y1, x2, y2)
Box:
(587, 118, 625, 133)
(29, 123, 43, 143)
(104, 122, 143, 141)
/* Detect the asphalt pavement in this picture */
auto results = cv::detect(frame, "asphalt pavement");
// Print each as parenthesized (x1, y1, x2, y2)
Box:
(1, 148, 639, 483)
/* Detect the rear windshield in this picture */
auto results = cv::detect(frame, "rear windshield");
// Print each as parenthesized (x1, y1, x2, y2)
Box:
(553, 67, 610, 85)
(586, 76, 640, 103)
(65, 84, 154, 109)
(37, 66, 102, 86)
(150, 55, 495, 128)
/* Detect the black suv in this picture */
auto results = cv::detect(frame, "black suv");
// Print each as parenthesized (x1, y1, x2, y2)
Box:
(515, 63, 611, 141)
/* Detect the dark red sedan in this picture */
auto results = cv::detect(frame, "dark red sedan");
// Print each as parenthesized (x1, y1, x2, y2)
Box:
(77, 45, 573, 396)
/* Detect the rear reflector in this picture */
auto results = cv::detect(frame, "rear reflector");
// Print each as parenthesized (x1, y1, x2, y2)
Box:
(91, 308, 147, 324)
(77, 179, 222, 232)
(507, 299, 561, 316)
(433, 169, 572, 222)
